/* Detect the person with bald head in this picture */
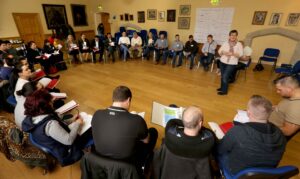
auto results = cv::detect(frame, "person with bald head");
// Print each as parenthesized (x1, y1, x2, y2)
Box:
(217, 95, 286, 176)
(269, 75, 300, 139)
(153, 106, 216, 179)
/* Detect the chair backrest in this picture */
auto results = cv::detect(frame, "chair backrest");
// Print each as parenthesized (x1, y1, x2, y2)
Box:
(140, 30, 148, 45)
(127, 30, 136, 39)
(119, 26, 126, 33)
(149, 28, 158, 39)
(292, 60, 300, 73)
(232, 165, 299, 179)
(114, 32, 122, 44)
(246, 58, 252, 68)
(6, 95, 17, 107)
(81, 152, 140, 179)
(159, 30, 168, 38)
(264, 48, 280, 58)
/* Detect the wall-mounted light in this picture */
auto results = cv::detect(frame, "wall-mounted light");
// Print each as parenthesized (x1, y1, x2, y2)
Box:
(97, 4, 103, 11)
(211, 0, 221, 5)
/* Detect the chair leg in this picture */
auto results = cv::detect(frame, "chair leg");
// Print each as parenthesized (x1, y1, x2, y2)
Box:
(91, 52, 94, 63)
(210, 59, 215, 72)
(244, 69, 247, 81)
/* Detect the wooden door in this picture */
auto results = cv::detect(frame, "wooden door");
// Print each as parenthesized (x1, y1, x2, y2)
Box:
(12, 13, 44, 47)
(101, 13, 111, 35)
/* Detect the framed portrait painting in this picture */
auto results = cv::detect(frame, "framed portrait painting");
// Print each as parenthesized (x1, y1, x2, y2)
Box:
(147, 9, 157, 20)
(269, 13, 282, 25)
(178, 17, 190, 29)
(137, 11, 145, 23)
(42, 4, 68, 29)
(286, 13, 300, 26)
(252, 11, 267, 25)
(158, 11, 165, 22)
(125, 13, 129, 21)
(167, 10, 176, 22)
(179, 5, 191, 16)
(71, 4, 88, 26)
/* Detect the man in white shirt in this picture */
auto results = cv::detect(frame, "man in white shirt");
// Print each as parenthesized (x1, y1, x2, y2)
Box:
(129, 32, 142, 58)
(170, 34, 184, 68)
(217, 30, 243, 95)
(118, 32, 130, 61)
(230, 42, 253, 82)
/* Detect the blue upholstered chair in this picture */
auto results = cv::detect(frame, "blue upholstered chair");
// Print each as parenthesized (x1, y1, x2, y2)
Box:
(275, 60, 300, 75)
(236, 58, 252, 81)
(258, 48, 280, 71)
(119, 26, 126, 33)
(6, 95, 17, 107)
(159, 30, 168, 38)
(222, 165, 299, 179)
(149, 28, 158, 40)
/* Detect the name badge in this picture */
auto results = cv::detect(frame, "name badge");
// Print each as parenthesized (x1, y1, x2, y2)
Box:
(191, 45, 194, 47)
(177, 44, 179, 47)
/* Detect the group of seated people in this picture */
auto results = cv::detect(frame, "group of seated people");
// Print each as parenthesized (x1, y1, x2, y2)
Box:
(3, 71, 299, 178)
(65, 33, 116, 63)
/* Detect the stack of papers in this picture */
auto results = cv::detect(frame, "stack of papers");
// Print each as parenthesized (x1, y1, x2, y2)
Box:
(55, 100, 79, 115)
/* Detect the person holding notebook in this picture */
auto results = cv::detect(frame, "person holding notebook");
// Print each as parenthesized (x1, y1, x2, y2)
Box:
(22, 89, 93, 166)
(92, 86, 158, 175)
(217, 95, 286, 176)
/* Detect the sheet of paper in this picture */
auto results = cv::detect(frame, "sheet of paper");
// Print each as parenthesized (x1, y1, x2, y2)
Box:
(78, 112, 92, 135)
(194, 8, 235, 44)
(38, 77, 52, 87)
(233, 110, 249, 123)
(208, 122, 225, 139)
(55, 100, 78, 115)
(131, 111, 145, 118)
(50, 92, 67, 99)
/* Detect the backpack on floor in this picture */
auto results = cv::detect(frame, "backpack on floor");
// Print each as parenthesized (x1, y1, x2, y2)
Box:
(253, 63, 264, 71)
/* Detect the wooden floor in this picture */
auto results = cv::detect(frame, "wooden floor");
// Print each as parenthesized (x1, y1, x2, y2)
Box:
(1, 58, 300, 179)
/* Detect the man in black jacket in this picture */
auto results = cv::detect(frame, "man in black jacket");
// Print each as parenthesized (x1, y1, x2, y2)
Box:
(181, 35, 198, 69)
(91, 35, 104, 63)
(217, 95, 286, 176)
(153, 106, 216, 179)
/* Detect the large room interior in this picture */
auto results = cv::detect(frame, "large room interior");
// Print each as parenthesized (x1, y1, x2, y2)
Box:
(1, 0, 300, 179)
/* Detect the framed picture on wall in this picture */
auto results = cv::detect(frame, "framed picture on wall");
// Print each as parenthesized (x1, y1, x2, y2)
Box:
(42, 4, 68, 29)
(125, 13, 129, 21)
(137, 11, 145, 23)
(286, 13, 300, 26)
(158, 11, 165, 22)
(167, 10, 176, 22)
(147, 9, 157, 20)
(178, 17, 190, 29)
(179, 5, 191, 16)
(130, 15, 134, 21)
(120, 15, 124, 21)
(252, 11, 267, 25)
(269, 13, 282, 25)
(71, 4, 88, 26)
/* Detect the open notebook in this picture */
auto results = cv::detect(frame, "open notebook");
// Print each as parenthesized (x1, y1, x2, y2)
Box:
(32, 69, 46, 81)
(39, 78, 60, 89)
(55, 100, 79, 115)
(151, 101, 185, 127)
(50, 92, 67, 99)
(208, 110, 249, 139)
(78, 112, 93, 135)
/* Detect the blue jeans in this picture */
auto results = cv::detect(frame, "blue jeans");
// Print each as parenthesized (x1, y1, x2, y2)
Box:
(218, 154, 233, 178)
(120, 44, 129, 60)
(155, 48, 168, 63)
(200, 53, 214, 68)
(187, 53, 196, 68)
(220, 62, 237, 93)
(172, 51, 183, 66)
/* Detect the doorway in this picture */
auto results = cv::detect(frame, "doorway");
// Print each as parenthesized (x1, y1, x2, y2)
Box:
(94, 12, 111, 35)
(12, 13, 44, 47)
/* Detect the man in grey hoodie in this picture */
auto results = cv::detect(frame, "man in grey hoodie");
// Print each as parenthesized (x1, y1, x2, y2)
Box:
(217, 95, 286, 176)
